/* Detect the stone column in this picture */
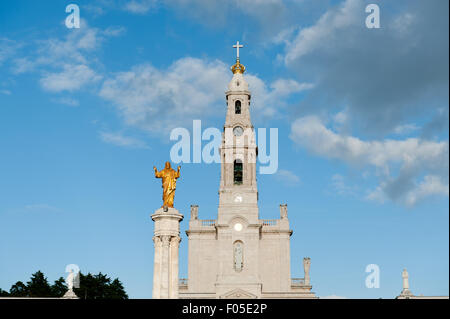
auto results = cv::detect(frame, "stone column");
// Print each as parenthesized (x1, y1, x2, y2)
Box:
(170, 236, 181, 299)
(160, 235, 171, 298)
(151, 207, 183, 299)
(152, 236, 162, 298)
(303, 257, 311, 286)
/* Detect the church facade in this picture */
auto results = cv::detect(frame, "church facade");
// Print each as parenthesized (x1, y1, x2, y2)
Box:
(149, 43, 448, 300)
(176, 44, 316, 299)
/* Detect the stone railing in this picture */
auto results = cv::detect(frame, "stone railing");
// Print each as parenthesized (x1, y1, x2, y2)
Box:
(261, 219, 277, 226)
(291, 278, 306, 287)
(201, 219, 216, 226)
(179, 278, 188, 288)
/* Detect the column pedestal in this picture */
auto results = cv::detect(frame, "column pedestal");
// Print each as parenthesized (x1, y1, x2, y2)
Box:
(151, 207, 183, 299)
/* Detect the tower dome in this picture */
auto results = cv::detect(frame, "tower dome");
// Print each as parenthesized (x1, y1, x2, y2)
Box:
(228, 59, 248, 91)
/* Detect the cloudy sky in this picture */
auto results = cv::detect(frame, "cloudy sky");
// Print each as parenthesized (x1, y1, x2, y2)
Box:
(0, 0, 448, 298)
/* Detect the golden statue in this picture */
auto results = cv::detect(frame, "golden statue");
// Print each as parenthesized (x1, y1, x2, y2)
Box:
(154, 161, 181, 208)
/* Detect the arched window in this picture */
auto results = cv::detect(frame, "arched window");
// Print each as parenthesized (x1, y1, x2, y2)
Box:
(235, 100, 241, 114)
(233, 241, 244, 272)
(234, 160, 243, 184)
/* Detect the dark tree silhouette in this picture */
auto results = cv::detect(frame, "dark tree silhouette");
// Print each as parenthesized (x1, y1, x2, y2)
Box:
(0, 288, 9, 296)
(107, 278, 128, 299)
(9, 281, 28, 297)
(27, 271, 53, 297)
(1, 271, 128, 299)
(74, 272, 128, 299)
(51, 277, 67, 297)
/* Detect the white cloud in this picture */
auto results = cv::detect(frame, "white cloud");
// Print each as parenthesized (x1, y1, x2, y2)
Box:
(99, 57, 304, 135)
(12, 57, 35, 74)
(271, 26, 299, 46)
(405, 175, 449, 206)
(270, 78, 313, 96)
(333, 109, 348, 125)
(247, 76, 313, 117)
(124, 0, 157, 14)
(232, 0, 284, 19)
(83, 3, 106, 16)
(113, 0, 295, 31)
(51, 97, 79, 107)
(0, 38, 21, 66)
(275, 169, 300, 185)
(291, 116, 448, 168)
(100, 131, 149, 149)
(290, 116, 449, 206)
(11, 20, 122, 93)
(421, 107, 449, 139)
(392, 12, 416, 36)
(393, 124, 419, 135)
(99, 58, 229, 134)
(103, 26, 127, 37)
(35, 25, 101, 66)
(368, 175, 450, 207)
(284, 0, 361, 64)
(281, 0, 449, 136)
(99, 0, 287, 26)
(331, 174, 356, 196)
(331, 108, 352, 134)
(40, 64, 101, 92)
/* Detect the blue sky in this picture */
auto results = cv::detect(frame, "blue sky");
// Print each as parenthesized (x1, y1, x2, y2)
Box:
(0, 0, 448, 298)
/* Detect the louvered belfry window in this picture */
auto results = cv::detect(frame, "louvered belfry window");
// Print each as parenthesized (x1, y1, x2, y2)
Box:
(235, 100, 241, 114)
(234, 160, 243, 184)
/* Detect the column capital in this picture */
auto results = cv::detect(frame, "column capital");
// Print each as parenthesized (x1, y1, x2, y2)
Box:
(170, 236, 181, 246)
(161, 235, 171, 247)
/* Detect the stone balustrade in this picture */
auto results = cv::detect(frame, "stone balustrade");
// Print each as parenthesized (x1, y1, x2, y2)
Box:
(261, 219, 277, 226)
(201, 219, 216, 226)
(291, 278, 306, 287)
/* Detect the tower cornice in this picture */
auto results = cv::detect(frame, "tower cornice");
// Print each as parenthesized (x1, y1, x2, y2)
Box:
(225, 90, 251, 95)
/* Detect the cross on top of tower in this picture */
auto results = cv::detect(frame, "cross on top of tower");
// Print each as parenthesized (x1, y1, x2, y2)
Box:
(233, 41, 243, 59)
(231, 41, 246, 74)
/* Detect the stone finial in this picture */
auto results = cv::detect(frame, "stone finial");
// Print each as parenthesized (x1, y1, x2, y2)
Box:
(190, 205, 199, 220)
(280, 204, 288, 219)
(401, 268, 413, 296)
(303, 257, 311, 286)
(402, 269, 409, 290)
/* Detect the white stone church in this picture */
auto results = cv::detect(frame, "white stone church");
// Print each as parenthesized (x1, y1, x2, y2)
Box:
(151, 42, 316, 299)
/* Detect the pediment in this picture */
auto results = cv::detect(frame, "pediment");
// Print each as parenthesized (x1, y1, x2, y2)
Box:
(220, 288, 257, 299)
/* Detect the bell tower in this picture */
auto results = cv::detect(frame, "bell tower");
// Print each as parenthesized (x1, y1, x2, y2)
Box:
(218, 41, 259, 225)
(179, 41, 317, 299)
